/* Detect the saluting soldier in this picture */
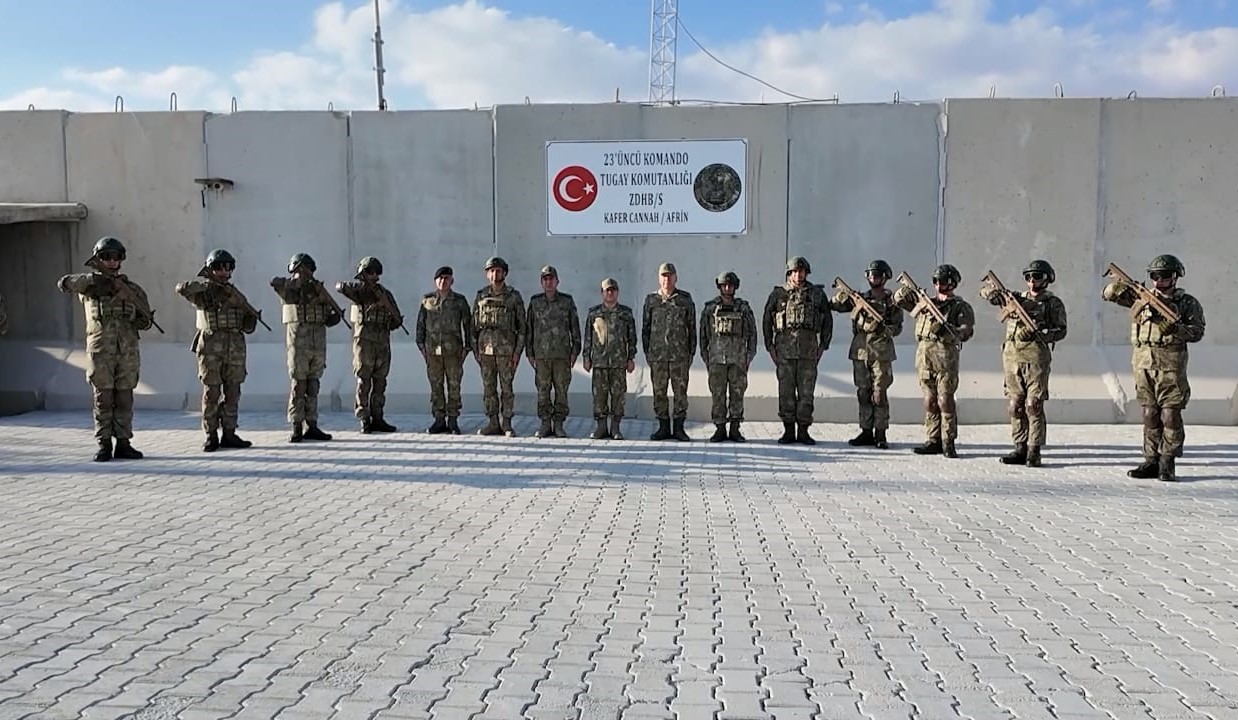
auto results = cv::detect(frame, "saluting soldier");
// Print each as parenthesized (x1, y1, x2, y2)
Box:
(337, 256, 404, 434)
(271, 253, 342, 443)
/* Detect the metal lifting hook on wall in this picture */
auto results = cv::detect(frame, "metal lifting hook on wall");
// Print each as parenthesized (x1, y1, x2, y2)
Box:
(327, 102, 334, 111)
(27, 104, 35, 111)
(1052, 83, 1064, 98)
(892, 90, 900, 104)
(1212, 84, 1226, 97)
(231, 97, 238, 113)
(170, 92, 178, 111)
(1127, 90, 1138, 100)
(114, 96, 124, 112)
(988, 84, 996, 99)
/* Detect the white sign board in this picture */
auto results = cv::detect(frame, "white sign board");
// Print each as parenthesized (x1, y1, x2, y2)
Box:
(546, 139, 747, 236)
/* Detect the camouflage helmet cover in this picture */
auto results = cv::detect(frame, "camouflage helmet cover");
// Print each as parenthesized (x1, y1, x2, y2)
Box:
(1147, 254, 1184, 277)
(716, 271, 740, 289)
(786, 256, 811, 274)
(484, 256, 509, 273)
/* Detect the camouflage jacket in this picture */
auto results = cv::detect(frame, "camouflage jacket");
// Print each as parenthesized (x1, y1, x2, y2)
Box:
(642, 289, 696, 362)
(893, 287, 975, 349)
(830, 287, 904, 362)
(526, 292, 582, 360)
(1102, 283, 1205, 371)
(59, 271, 153, 355)
(700, 296, 758, 366)
(473, 284, 525, 357)
(763, 282, 833, 360)
(177, 278, 260, 335)
(584, 303, 637, 368)
(979, 286, 1068, 365)
(415, 290, 473, 356)
(271, 276, 342, 346)
(339, 281, 404, 343)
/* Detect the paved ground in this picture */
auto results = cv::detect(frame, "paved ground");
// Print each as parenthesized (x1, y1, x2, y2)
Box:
(0, 411, 1236, 720)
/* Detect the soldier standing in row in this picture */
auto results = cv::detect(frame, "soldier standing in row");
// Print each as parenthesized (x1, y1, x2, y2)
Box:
(1102, 254, 1205, 482)
(337, 256, 403, 434)
(643, 262, 696, 442)
(271, 253, 341, 443)
(56, 236, 155, 461)
(177, 249, 260, 452)
(830, 260, 904, 449)
(894, 264, 975, 458)
(979, 260, 1069, 467)
(764, 256, 832, 445)
(583, 278, 637, 440)
(416, 266, 472, 434)
(473, 256, 525, 436)
(701, 271, 757, 442)
(526, 265, 581, 438)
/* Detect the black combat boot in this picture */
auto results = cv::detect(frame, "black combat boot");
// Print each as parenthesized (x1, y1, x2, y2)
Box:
(113, 439, 143, 460)
(535, 419, 553, 438)
(728, 421, 746, 443)
(943, 441, 958, 458)
(304, 424, 332, 441)
(370, 417, 397, 433)
(289, 422, 304, 443)
(710, 423, 728, 442)
(913, 440, 942, 455)
(1158, 455, 1177, 482)
(590, 417, 610, 439)
(873, 430, 889, 449)
(220, 430, 252, 449)
(501, 417, 516, 437)
(672, 418, 691, 442)
(796, 423, 816, 446)
(203, 431, 220, 453)
(360, 418, 373, 434)
(427, 416, 448, 434)
(848, 429, 875, 447)
(94, 438, 113, 462)
(553, 419, 568, 438)
(650, 418, 672, 441)
(778, 422, 796, 444)
(446, 416, 461, 435)
(1026, 446, 1042, 467)
(1000, 443, 1027, 465)
(610, 416, 624, 440)
(478, 416, 503, 436)
(1127, 457, 1160, 479)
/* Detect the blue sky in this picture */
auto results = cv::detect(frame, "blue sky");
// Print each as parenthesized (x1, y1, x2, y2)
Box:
(2, 0, 1236, 111)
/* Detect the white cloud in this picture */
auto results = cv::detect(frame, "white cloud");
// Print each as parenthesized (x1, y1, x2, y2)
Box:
(1148, 0, 1173, 12)
(1, 0, 1235, 112)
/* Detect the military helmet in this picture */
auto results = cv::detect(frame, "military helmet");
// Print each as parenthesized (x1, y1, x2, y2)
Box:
(932, 263, 961, 285)
(357, 256, 383, 277)
(288, 252, 316, 273)
(1147, 253, 1184, 278)
(866, 259, 893, 278)
(786, 256, 811, 274)
(205, 248, 236, 268)
(716, 271, 740, 289)
(484, 256, 509, 273)
(91, 236, 126, 260)
(1022, 259, 1056, 283)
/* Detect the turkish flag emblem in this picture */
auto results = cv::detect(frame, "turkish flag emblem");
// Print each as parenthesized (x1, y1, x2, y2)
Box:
(552, 165, 598, 212)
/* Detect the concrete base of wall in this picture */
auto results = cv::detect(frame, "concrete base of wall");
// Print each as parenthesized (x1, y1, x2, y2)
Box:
(2, 341, 1235, 425)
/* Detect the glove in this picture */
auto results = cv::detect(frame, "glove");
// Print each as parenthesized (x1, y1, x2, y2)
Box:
(860, 316, 882, 334)
(1016, 326, 1037, 342)
(927, 320, 946, 337)
(831, 289, 850, 306)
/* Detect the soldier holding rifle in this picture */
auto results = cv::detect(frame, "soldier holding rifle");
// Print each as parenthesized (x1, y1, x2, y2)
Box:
(830, 260, 904, 450)
(271, 253, 344, 443)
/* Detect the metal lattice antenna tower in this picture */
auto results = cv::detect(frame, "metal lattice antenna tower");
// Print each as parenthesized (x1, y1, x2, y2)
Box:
(373, 0, 388, 110)
(648, 0, 678, 104)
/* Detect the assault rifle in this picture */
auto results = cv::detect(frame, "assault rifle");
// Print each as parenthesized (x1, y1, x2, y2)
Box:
(86, 257, 164, 334)
(896, 271, 957, 338)
(368, 285, 409, 335)
(831, 276, 884, 325)
(980, 270, 1038, 333)
(310, 279, 352, 331)
(222, 281, 272, 331)
(1103, 263, 1179, 324)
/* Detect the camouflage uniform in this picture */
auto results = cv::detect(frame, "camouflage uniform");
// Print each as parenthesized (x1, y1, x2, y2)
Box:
(56, 237, 154, 461)
(1102, 254, 1205, 481)
(338, 257, 404, 433)
(643, 263, 696, 441)
(830, 262, 904, 448)
(700, 272, 758, 442)
(271, 254, 342, 441)
(763, 257, 833, 444)
(526, 267, 582, 438)
(473, 258, 525, 435)
(893, 264, 975, 457)
(416, 268, 473, 434)
(177, 249, 260, 451)
(979, 261, 1069, 466)
(584, 280, 638, 440)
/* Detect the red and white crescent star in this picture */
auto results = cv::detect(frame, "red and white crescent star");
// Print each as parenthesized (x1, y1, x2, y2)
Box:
(552, 165, 598, 212)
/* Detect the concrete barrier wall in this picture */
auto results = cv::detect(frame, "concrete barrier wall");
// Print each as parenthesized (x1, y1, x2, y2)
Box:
(2, 100, 1236, 423)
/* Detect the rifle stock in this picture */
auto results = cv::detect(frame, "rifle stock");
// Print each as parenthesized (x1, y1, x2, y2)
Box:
(87, 258, 164, 334)
(312, 279, 352, 331)
(1103, 263, 1180, 323)
(831, 276, 884, 325)
(370, 285, 410, 335)
(896, 271, 956, 337)
(980, 270, 1038, 332)
(222, 282, 272, 331)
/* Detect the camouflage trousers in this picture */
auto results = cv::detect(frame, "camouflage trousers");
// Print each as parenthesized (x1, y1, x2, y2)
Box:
(707, 363, 748, 423)
(286, 346, 326, 425)
(86, 349, 140, 441)
(649, 360, 690, 420)
(478, 354, 517, 420)
(1004, 359, 1051, 446)
(196, 330, 247, 434)
(534, 357, 572, 421)
(852, 357, 893, 432)
(1135, 367, 1190, 459)
(426, 353, 465, 419)
(591, 367, 627, 418)
(917, 344, 960, 443)
(353, 338, 392, 421)
(776, 358, 817, 424)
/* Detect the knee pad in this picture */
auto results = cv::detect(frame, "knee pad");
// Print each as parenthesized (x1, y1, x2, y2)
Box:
(1008, 398, 1026, 418)
(1141, 405, 1162, 429)
(1026, 398, 1043, 415)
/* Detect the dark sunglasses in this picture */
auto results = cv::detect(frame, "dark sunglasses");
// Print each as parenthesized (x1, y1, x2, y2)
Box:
(1149, 272, 1171, 281)
(97, 252, 122, 262)
(932, 278, 954, 285)
(211, 262, 236, 272)
(603, 287, 618, 292)
(364, 270, 381, 276)
(1024, 272, 1045, 281)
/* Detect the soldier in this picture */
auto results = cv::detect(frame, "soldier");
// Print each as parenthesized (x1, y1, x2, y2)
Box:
(271, 253, 342, 443)
(56, 236, 155, 461)
(177, 249, 261, 452)
(642, 262, 696, 441)
(830, 260, 904, 449)
(473, 257, 525, 436)
(763, 256, 833, 445)
(337, 256, 403, 434)
(415, 265, 473, 434)
(700, 271, 758, 442)
(526, 265, 582, 438)
(892, 264, 975, 458)
(979, 260, 1069, 467)
(583, 278, 637, 440)
(1102, 254, 1205, 482)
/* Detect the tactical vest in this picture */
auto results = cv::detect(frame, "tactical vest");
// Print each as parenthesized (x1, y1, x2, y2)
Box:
(1132, 303, 1181, 347)
(197, 306, 248, 332)
(83, 295, 136, 328)
(351, 303, 393, 328)
(1004, 294, 1051, 344)
(712, 303, 744, 335)
(914, 297, 962, 341)
(776, 288, 817, 330)
(476, 295, 510, 329)
(282, 303, 330, 324)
